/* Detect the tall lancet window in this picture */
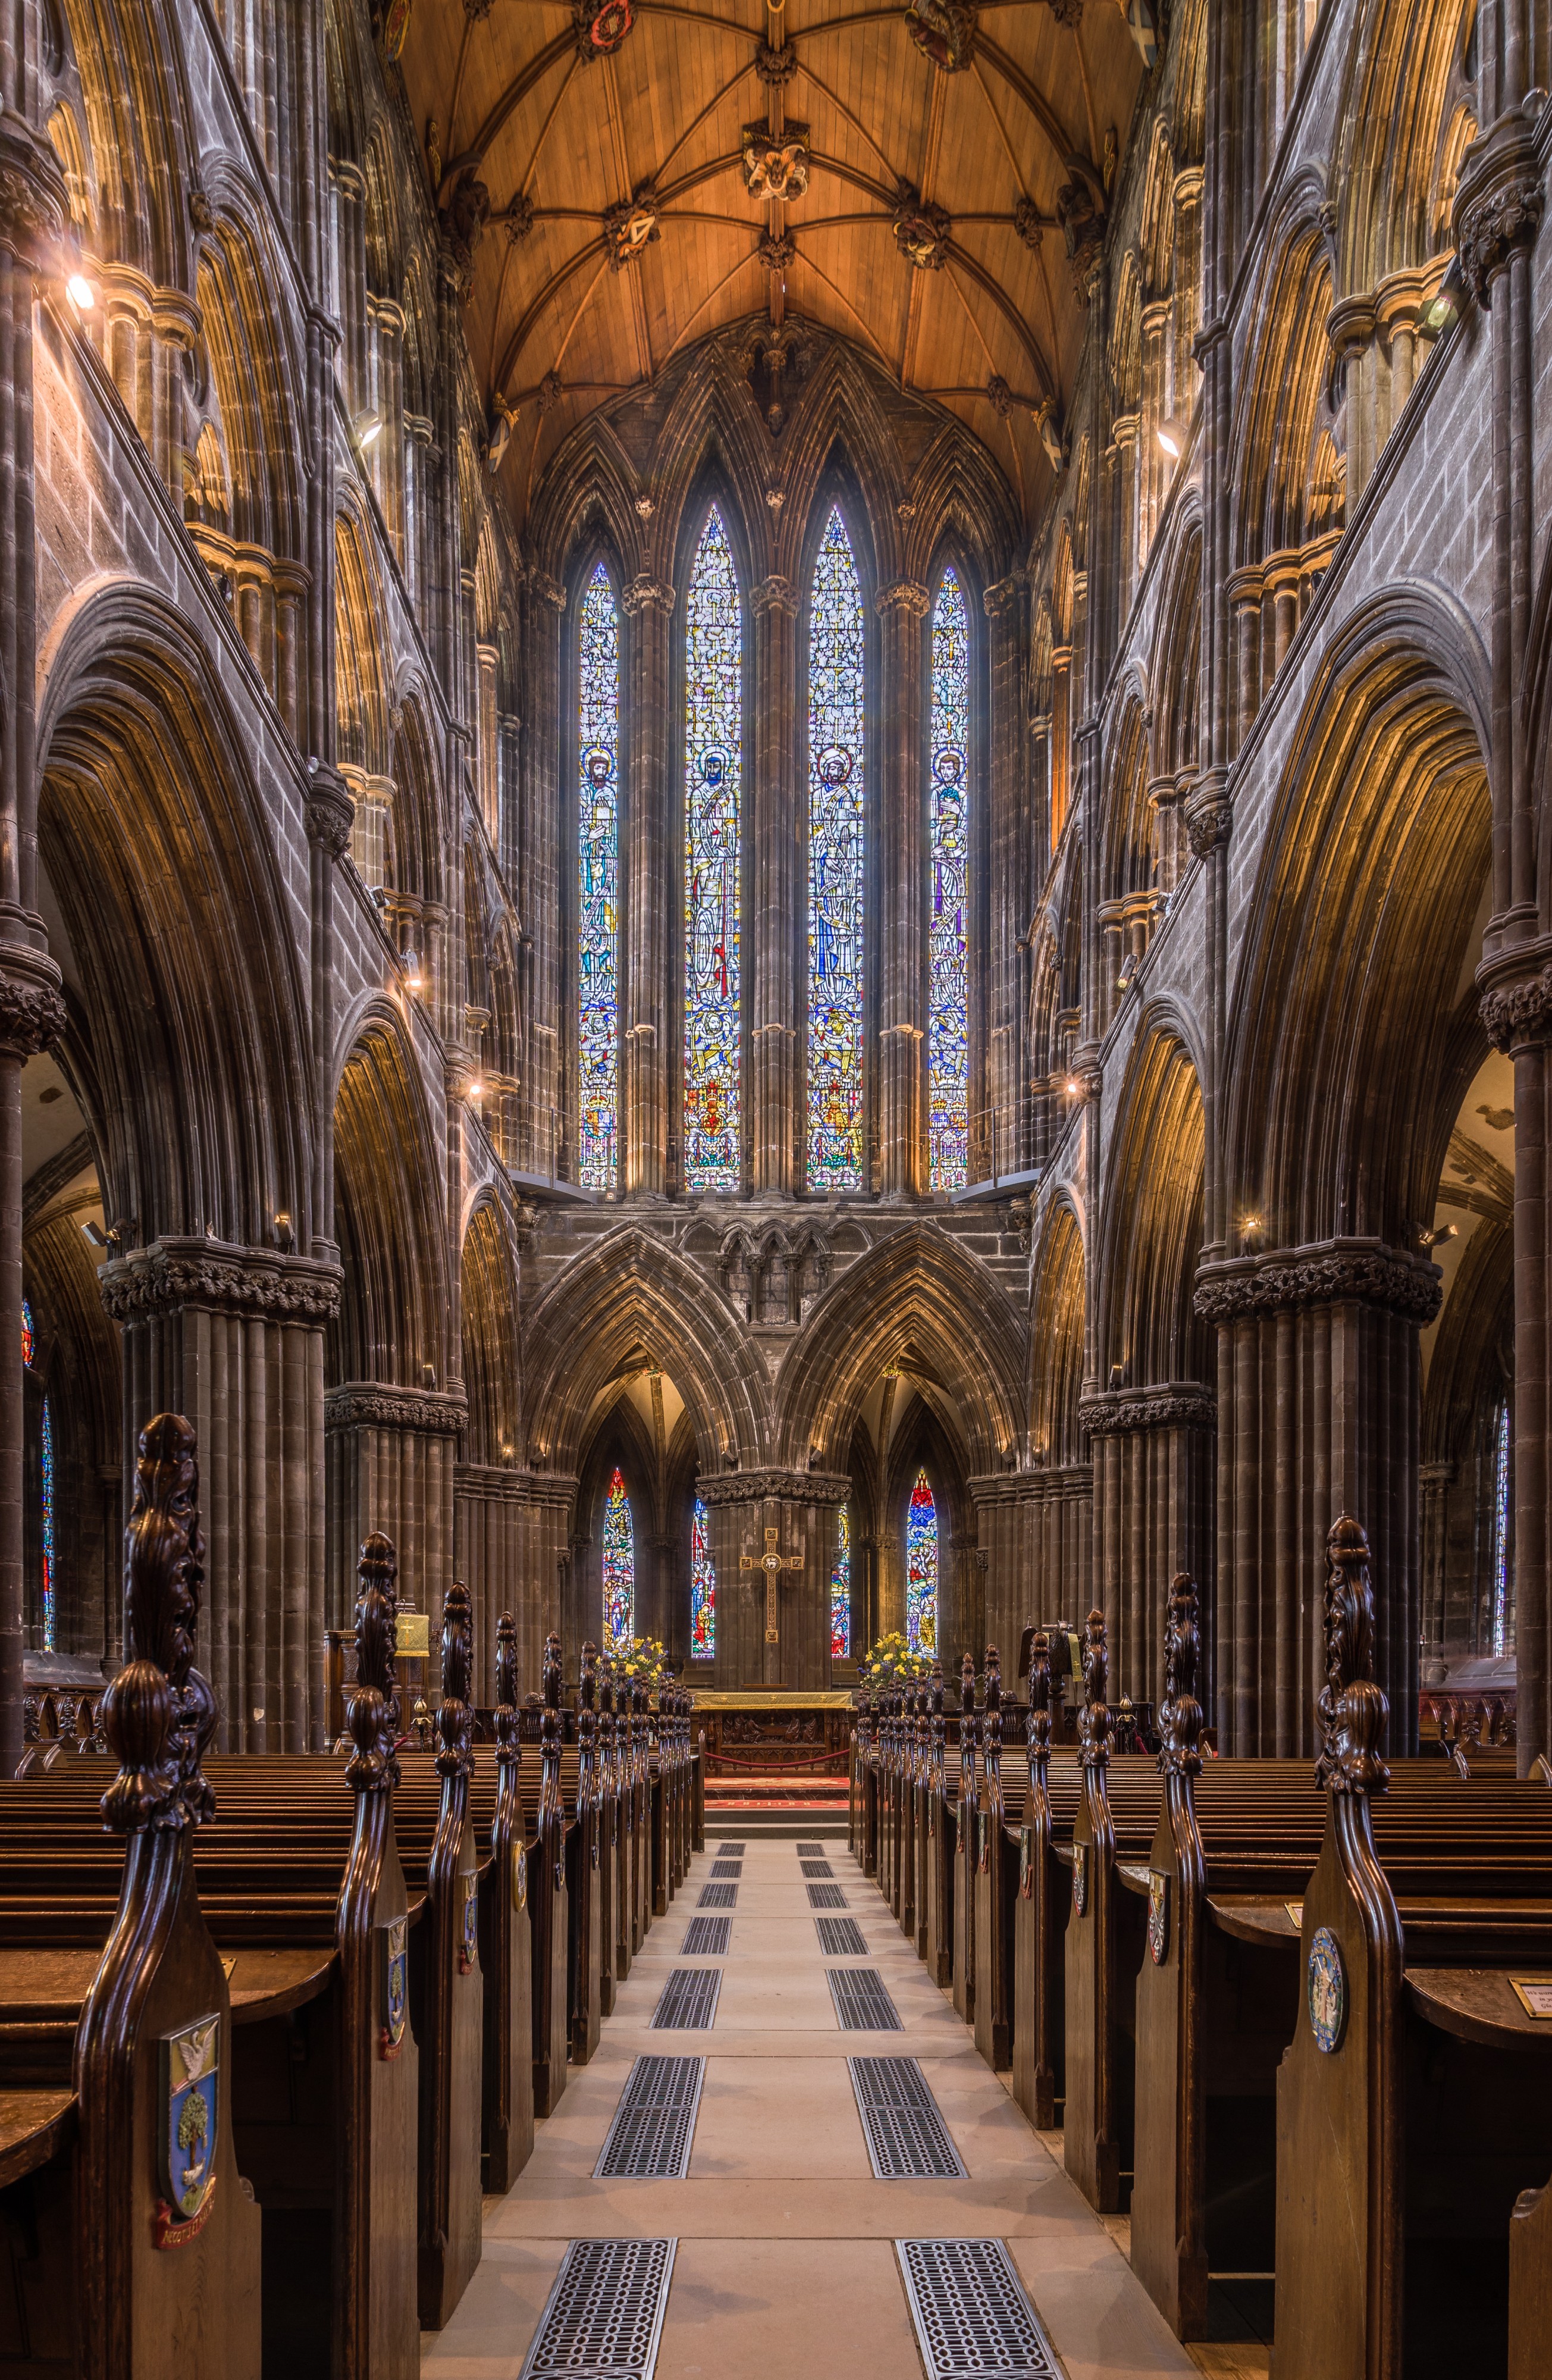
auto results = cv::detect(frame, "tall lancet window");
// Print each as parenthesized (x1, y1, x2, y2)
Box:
(906, 1468, 938, 1655)
(929, 568, 970, 1191)
(691, 1495, 716, 1658)
(830, 1505, 851, 1661)
(683, 507, 742, 1189)
(807, 506, 866, 1192)
(602, 1465, 634, 1648)
(578, 562, 621, 1189)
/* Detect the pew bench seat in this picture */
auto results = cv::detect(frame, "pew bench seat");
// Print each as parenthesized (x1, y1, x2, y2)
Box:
(0, 2088, 74, 2190)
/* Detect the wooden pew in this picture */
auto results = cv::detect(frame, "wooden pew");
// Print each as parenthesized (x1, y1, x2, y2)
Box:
(973, 1650, 1014, 2070)
(413, 1580, 482, 2329)
(1011, 1633, 1068, 2128)
(479, 1615, 534, 2193)
(566, 1646, 603, 2070)
(952, 1656, 979, 2026)
(530, 1632, 571, 2117)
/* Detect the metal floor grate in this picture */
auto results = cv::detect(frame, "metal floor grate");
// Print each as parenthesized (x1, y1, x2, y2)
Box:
(716, 1842, 746, 1855)
(807, 1882, 848, 1909)
(681, 1915, 732, 1956)
(800, 1859, 835, 1878)
(650, 1966, 723, 2031)
(594, 2058, 706, 2179)
(816, 1916, 867, 1957)
(698, 1881, 738, 1908)
(795, 1841, 826, 1856)
(519, 2237, 678, 2379)
(849, 2060, 967, 2179)
(826, 1966, 902, 2032)
(709, 1859, 743, 1878)
(894, 2239, 1061, 2378)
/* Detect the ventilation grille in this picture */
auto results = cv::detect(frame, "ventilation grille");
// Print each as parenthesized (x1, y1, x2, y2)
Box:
(519, 2238, 678, 2379)
(594, 2059, 706, 2180)
(827, 1966, 902, 2032)
(709, 1859, 743, 1878)
(800, 1859, 835, 1878)
(716, 1842, 746, 1855)
(849, 2060, 966, 2179)
(698, 1882, 737, 1909)
(651, 1967, 722, 2031)
(816, 1916, 867, 1957)
(894, 2239, 1061, 2378)
(681, 1915, 731, 1956)
(795, 1841, 826, 1856)
(807, 1883, 848, 1909)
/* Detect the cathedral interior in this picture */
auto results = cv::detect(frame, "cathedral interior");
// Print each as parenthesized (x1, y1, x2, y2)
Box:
(1, 0, 1551, 2372)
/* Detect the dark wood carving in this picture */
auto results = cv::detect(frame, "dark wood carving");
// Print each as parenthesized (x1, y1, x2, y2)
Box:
(481, 1612, 534, 2190)
(1014, 1629, 1062, 2128)
(974, 1648, 1012, 2069)
(531, 1633, 569, 2116)
(952, 1655, 978, 2024)
(1065, 1606, 1122, 2212)
(418, 1582, 482, 2328)
(568, 1644, 603, 2067)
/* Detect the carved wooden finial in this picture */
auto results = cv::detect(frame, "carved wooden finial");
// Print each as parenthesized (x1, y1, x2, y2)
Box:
(1316, 1515, 1389, 1796)
(1159, 1573, 1203, 1779)
(436, 1580, 476, 1783)
(101, 1413, 216, 1836)
(493, 1613, 520, 1769)
(346, 1531, 402, 1792)
(1078, 1606, 1110, 1771)
(983, 1646, 1002, 1739)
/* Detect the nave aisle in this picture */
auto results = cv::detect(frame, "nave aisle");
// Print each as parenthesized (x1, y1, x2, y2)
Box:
(426, 1840, 1198, 2379)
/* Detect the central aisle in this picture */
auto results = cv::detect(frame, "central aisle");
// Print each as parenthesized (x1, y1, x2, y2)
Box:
(425, 1839, 1199, 2379)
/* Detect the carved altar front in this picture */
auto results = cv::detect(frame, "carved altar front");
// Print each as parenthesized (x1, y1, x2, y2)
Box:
(689, 1689, 854, 1774)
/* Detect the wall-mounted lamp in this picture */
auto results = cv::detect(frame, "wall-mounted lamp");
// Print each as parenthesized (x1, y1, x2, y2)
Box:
(1419, 1221, 1459, 1252)
(81, 1220, 108, 1249)
(1156, 424, 1180, 459)
(355, 410, 382, 450)
(1240, 1213, 1264, 1240)
(67, 273, 98, 313)
(400, 948, 423, 991)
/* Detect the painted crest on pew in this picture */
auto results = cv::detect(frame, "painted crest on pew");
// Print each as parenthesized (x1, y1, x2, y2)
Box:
(1147, 1870, 1169, 1965)
(460, 1872, 479, 1974)
(380, 1914, 408, 2057)
(1306, 1925, 1346, 2054)
(156, 2013, 220, 2244)
(1071, 1843, 1087, 1917)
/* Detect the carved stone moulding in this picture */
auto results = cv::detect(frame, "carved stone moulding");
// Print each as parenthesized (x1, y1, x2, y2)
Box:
(0, 110, 71, 264)
(99, 1237, 344, 1324)
(0, 942, 67, 1057)
(695, 1466, 852, 1511)
(325, 1381, 469, 1435)
(1077, 1381, 1216, 1438)
(1478, 940, 1552, 1053)
(1452, 116, 1543, 306)
(1193, 1237, 1443, 1329)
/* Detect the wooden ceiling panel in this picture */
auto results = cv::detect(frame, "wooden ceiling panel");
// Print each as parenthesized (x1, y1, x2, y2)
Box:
(398, 0, 1145, 533)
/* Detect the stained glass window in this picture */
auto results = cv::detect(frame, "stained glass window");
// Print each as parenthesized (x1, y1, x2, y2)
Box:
(830, 1505, 851, 1661)
(807, 506, 866, 1191)
(1493, 1401, 1512, 1657)
(684, 509, 742, 1191)
(906, 1468, 938, 1655)
(929, 568, 969, 1191)
(20, 1298, 33, 1370)
(691, 1495, 716, 1658)
(578, 561, 621, 1189)
(602, 1465, 634, 1649)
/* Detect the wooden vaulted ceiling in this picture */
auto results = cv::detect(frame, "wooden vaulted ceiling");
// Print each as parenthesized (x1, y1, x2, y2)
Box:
(400, 0, 1147, 528)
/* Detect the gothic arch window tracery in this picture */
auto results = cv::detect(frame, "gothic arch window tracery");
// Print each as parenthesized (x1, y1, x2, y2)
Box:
(807, 505, 867, 1194)
(929, 565, 970, 1192)
(578, 559, 622, 1190)
(602, 1463, 634, 1648)
(683, 506, 744, 1191)
(906, 1468, 938, 1655)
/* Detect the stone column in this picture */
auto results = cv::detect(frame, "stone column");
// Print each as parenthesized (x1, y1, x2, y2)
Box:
(983, 574, 1027, 1181)
(751, 575, 799, 1193)
(1195, 1241, 1440, 1756)
(1076, 1384, 1215, 1715)
(875, 580, 929, 1197)
(475, 642, 500, 843)
(101, 1242, 340, 1751)
(966, 1471, 1048, 1672)
(622, 575, 673, 1195)
(1418, 1460, 1454, 1684)
(325, 1379, 465, 1670)
(697, 1468, 850, 1689)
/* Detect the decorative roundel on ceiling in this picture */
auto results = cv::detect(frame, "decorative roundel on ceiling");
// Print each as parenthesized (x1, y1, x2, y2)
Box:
(816, 744, 854, 788)
(583, 0, 634, 57)
(583, 743, 614, 787)
(700, 746, 728, 788)
(933, 744, 966, 787)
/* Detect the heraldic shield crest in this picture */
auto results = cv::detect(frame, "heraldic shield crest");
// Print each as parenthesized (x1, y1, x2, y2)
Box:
(157, 2012, 220, 2243)
(380, 1914, 409, 2057)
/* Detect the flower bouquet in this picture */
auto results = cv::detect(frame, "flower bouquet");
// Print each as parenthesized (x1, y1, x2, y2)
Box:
(858, 1630, 933, 1690)
(607, 1636, 669, 1694)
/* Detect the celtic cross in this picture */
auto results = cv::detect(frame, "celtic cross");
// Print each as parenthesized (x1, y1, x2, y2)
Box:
(741, 1526, 804, 1643)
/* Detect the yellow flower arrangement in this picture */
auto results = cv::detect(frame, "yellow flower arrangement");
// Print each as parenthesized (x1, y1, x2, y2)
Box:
(606, 1635, 669, 1689)
(858, 1630, 933, 1687)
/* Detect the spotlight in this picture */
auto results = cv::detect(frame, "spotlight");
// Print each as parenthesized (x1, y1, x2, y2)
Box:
(67, 274, 96, 312)
(400, 949, 422, 991)
(81, 1220, 107, 1249)
(467, 1077, 484, 1101)
(1425, 259, 1465, 334)
(356, 411, 382, 450)
(1240, 1213, 1263, 1238)
(1156, 425, 1180, 459)
(1064, 1077, 1081, 1098)
(1419, 1222, 1459, 1251)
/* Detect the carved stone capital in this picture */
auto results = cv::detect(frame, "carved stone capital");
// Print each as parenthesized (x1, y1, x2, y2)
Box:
(1185, 785, 1232, 860)
(99, 1239, 344, 1324)
(753, 574, 799, 618)
(693, 1465, 852, 1511)
(305, 765, 355, 860)
(530, 569, 566, 613)
(1078, 1382, 1216, 1438)
(325, 1381, 469, 1435)
(983, 573, 1023, 619)
(622, 573, 674, 616)
(876, 578, 930, 621)
(0, 945, 66, 1057)
(1453, 118, 1543, 305)
(1193, 1238, 1443, 1328)
(1478, 945, 1552, 1051)
(0, 110, 70, 262)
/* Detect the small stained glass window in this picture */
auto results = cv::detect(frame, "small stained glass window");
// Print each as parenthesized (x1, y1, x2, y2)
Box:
(40, 1396, 55, 1655)
(1493, 1401, 1512, 1658)
(906, 1469, 938, 1655)
(20, 1298, 33, 1370)
(691, 1496, 716, 1658)
(807, 506, 866, 1192)
(578, 561, 621, 1189)
(603, 1465, 634, 1649)
(929, 567, 969, 1191)
(830, 1505, 851, 1661)
(684, 508, 742, 1191)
